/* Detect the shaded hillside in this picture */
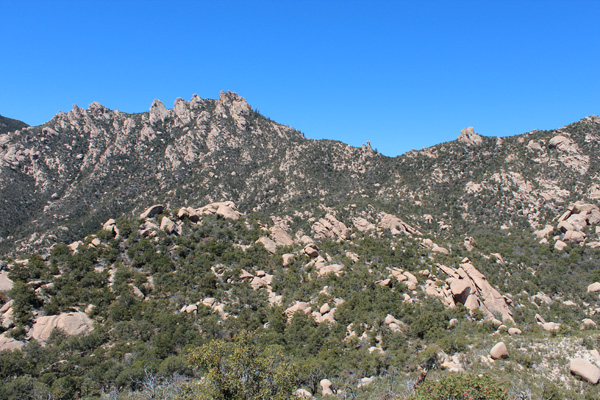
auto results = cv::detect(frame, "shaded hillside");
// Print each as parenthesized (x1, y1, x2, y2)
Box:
(0, 115, 28, 135)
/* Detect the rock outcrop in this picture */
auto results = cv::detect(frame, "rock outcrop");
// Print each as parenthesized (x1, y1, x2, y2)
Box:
(0, 270, 14, 293)
(378, 212, 421, 236)
(457, 127, 483, 146)
(436, 261, 513, 322)
(31, 312, 94, 344)
(312, 214, 351, 241)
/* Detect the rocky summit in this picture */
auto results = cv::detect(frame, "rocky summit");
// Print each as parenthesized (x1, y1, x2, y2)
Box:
(1, 93, 600, 399)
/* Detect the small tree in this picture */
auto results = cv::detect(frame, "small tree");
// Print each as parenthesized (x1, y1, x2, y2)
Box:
(187, 331, 298, 400)
(408, 373, 509, 400)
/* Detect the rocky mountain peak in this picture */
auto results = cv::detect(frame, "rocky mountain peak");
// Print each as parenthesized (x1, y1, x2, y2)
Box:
(458, 126, 483, 146)
(149, 99, 169, 124)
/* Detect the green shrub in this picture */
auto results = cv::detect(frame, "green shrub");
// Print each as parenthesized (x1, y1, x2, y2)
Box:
(408, 373, 509, 400)
(187, 331, 298, 400)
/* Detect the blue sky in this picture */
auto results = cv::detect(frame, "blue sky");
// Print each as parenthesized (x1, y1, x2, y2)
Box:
(1, 1, 598, 156)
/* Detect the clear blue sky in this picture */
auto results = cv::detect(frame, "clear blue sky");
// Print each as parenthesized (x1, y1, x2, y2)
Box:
(1, 1, 598, 156)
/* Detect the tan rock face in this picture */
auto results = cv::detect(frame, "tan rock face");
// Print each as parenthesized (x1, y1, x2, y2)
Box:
(271, 225, 293, 246)
(312, 214, 350, 241)
(554, 240, 568, 251)
(31, 312, 94, 344)
(352, 217, 375, 232)
(295, 388, 313, 398)
(303, 244, 319, 258)
(256, 237, 278, 254)
(548, 134, 590, 174)
(102, 218, 120, 237)
(490, 342, 509, 360)
(449, 279, 471, 304)
(282, 254, 294, 267)
(564, 230, 586, 243)
(457, 127, 483, 146)
(0, 333, 24, 352)
(285, 302, 310, 322)
(197, 201, 243, 220)
(140, 204, 164, 220)
(570, 358, 600, 384)
(438, 262, 513, 322)
(0, 271, 14, 293)
(432, 244, 450, 255)
(378, 212, 421, 236)
(317, 264, 344, 277)
(160, 217, 178, 235)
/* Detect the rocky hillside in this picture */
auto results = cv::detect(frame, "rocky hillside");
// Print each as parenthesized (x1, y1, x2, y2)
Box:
(1, 91, 599, 255)
(1, 92, 600, 397)
(1, 199, 599, 398)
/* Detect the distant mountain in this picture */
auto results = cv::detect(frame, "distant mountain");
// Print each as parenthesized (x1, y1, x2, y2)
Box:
(0, 91, 599, 254)
(0, 115, 28, 134)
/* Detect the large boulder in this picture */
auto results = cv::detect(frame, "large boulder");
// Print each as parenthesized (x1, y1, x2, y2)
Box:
(1, 300, 15, 329)
(0, 333, 24, 352)
(352, 217, 375, 232)
(508, 327, 522, 335)
(317, 264, 344, 277)
(554, 240, 568, 251)
(564, 230, 586, 244)
(449, 279, 472, 304)
(303, 243, 319, 258)
(102, 218, 120, 237)
(160, 216, 178, 235)
(140, 205, 164, 220)
(256, 237, 278, 254)
(588, 282, 600, 293)
(320, 379, 334, 396)
(271, 225, 293, 246)
(457, 262, 513, 322)
(0, 270, 14, 293)
(570, 358, 600, 384)
(31, 312, 94, 344)
(294, 388, 313, 398)
(490, 342, 509, 360)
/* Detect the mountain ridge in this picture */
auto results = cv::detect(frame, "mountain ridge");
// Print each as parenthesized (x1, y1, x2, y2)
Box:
(0, 91, 599, 255)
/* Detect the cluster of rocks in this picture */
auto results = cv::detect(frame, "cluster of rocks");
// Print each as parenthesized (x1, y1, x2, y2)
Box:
(312, 214, 351, 241)
(180, 297, 227, 318)
(421, 260, 514, 322)
(1, 265, 96, 352)
(535, 202, 600, 250)
(421, 238, 450, 255)
(284, 299, 342, 325)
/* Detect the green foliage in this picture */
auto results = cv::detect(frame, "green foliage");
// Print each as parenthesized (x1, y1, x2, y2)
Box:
(8, 281, 42, 327)
(187, 331, 299, 400)
(408, 373, 509, 400)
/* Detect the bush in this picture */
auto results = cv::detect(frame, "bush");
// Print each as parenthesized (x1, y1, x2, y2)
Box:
(187, 331, 298, 400)
(408, 373, 509, 400)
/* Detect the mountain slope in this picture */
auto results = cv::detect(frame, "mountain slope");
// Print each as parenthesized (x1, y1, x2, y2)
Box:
(0, 91, 599, 256)
(0, 115, 28, 135)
